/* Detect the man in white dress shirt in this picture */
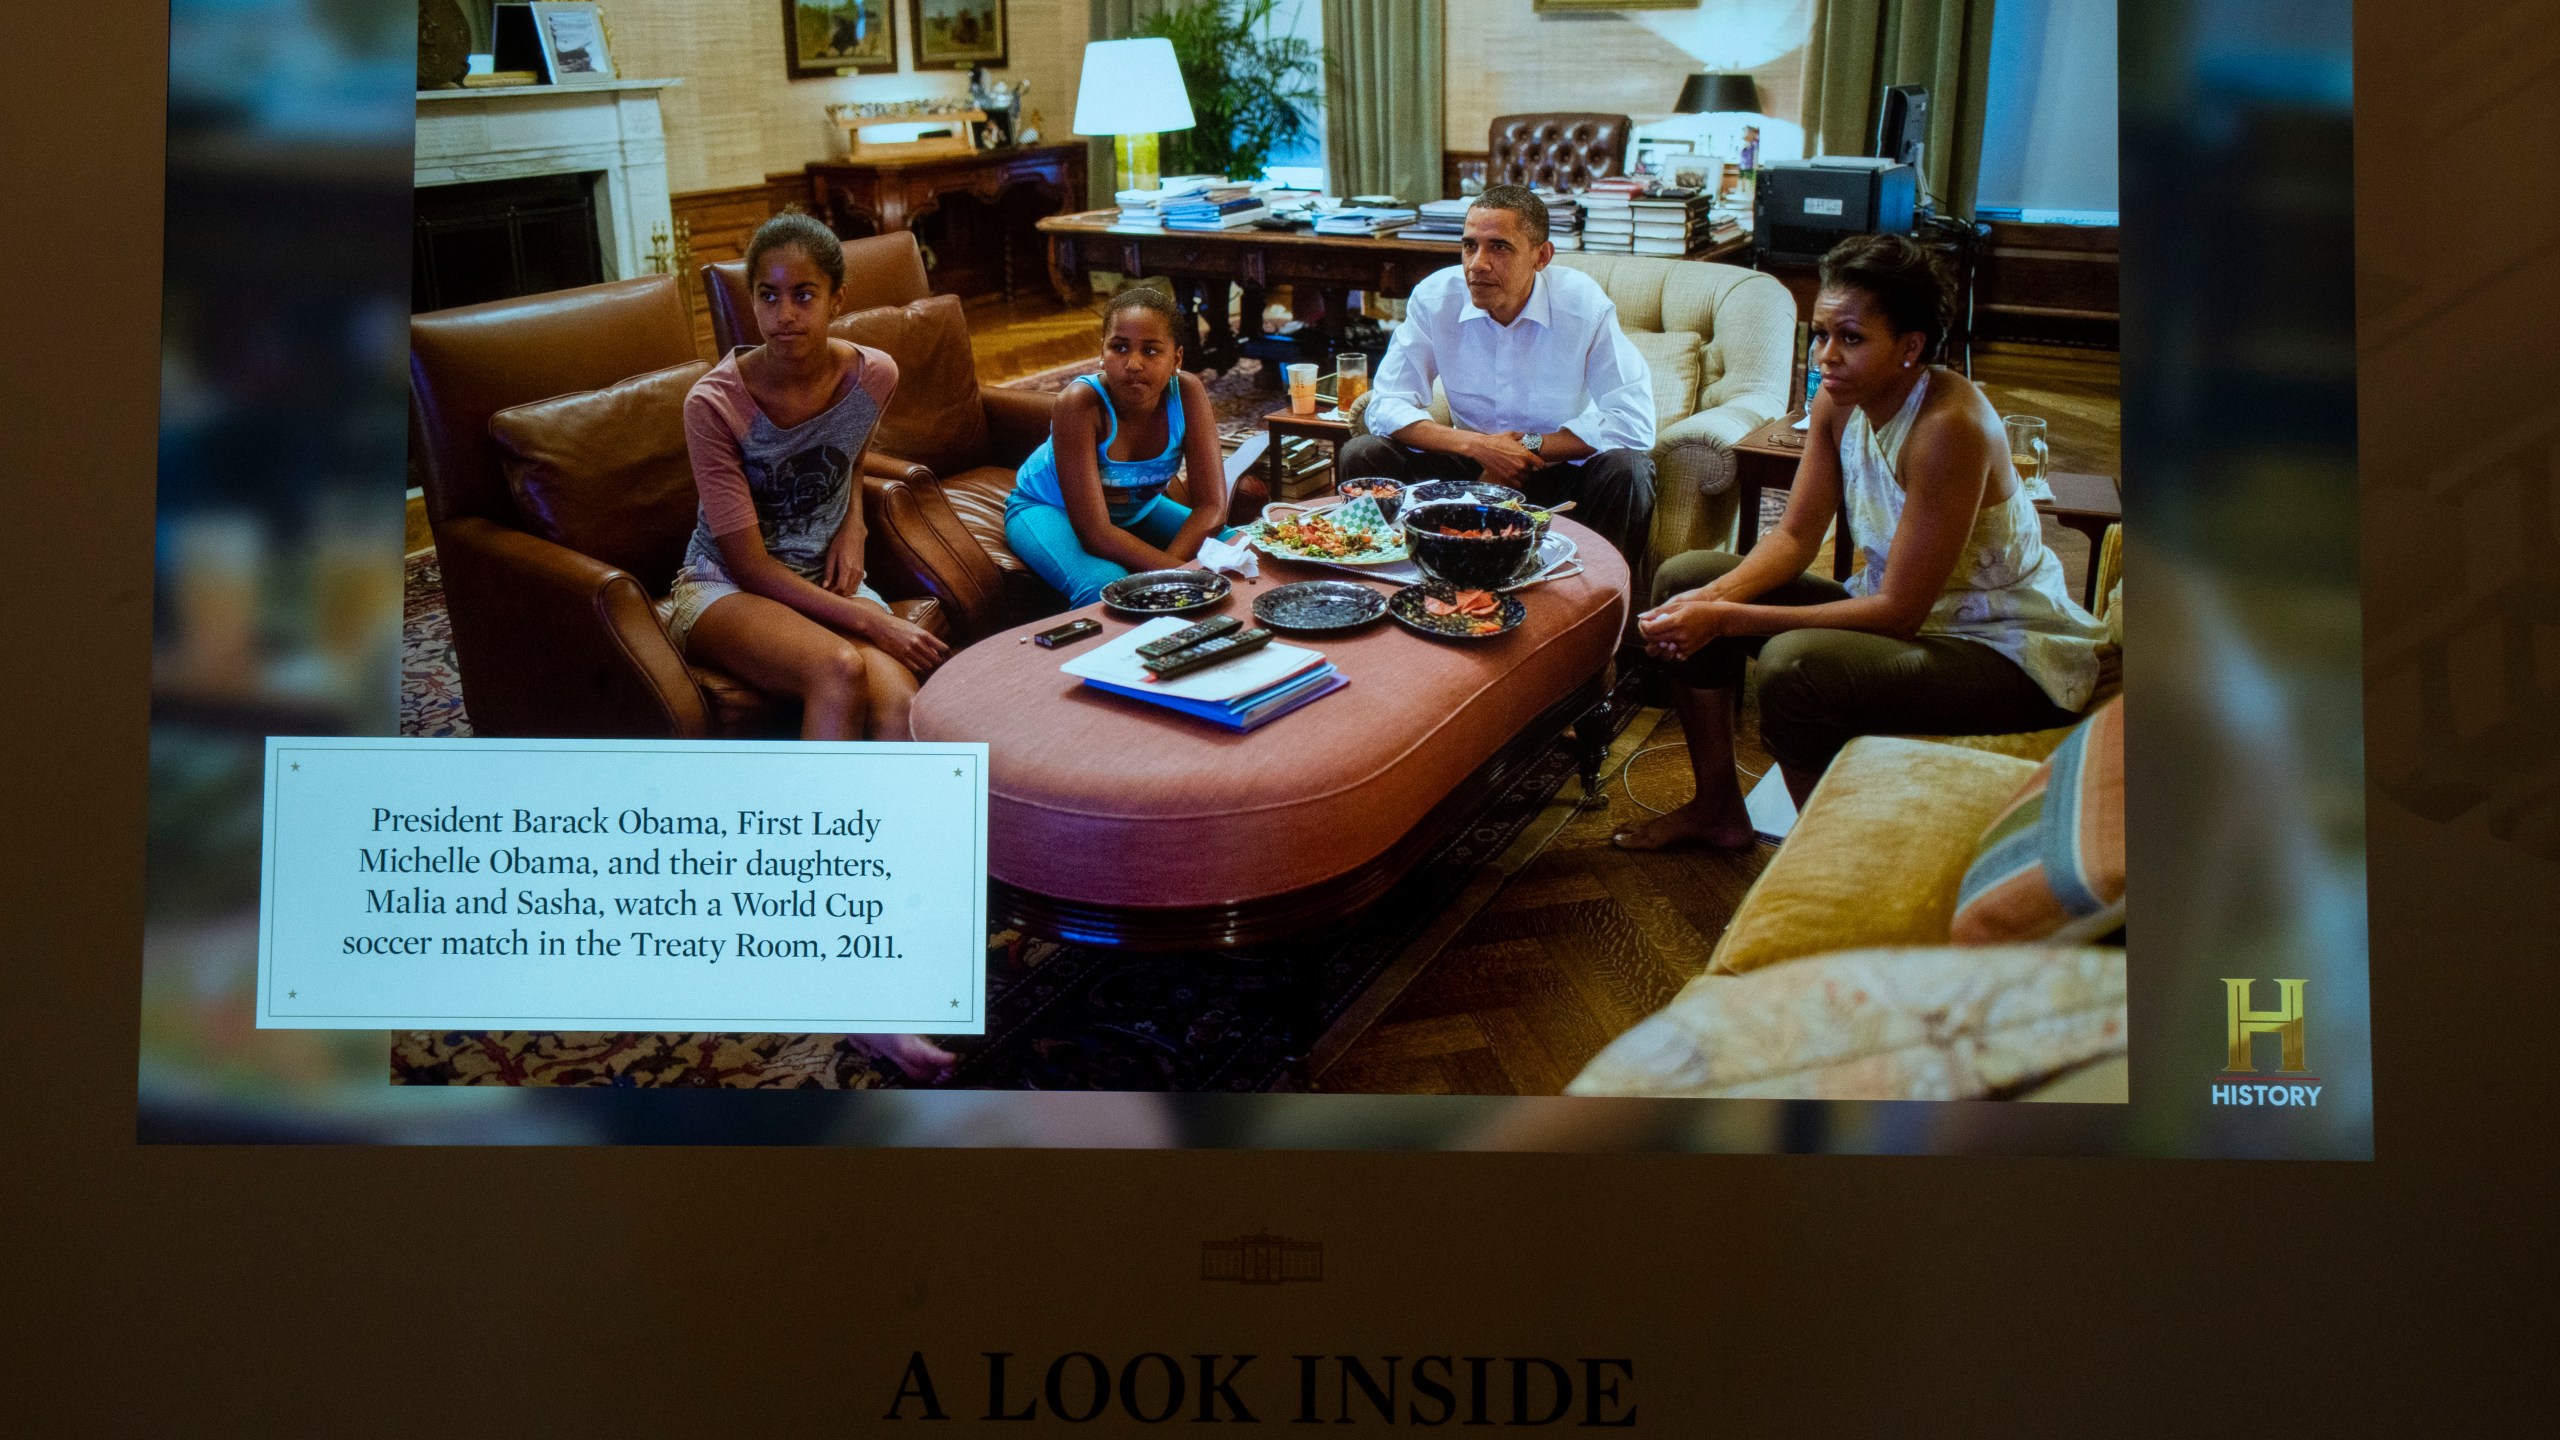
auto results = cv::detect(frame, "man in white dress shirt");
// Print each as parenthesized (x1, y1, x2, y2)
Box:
(1340, 185, 1657, 568)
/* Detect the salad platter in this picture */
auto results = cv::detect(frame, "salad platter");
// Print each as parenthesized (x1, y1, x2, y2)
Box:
(1246, 496, 1407, 566)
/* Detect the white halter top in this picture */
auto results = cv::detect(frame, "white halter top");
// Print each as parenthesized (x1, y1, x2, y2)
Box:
(1839, 371, 2106, 711)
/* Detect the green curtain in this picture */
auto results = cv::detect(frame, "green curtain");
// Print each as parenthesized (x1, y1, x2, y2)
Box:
(1801, 0, 1996, 218)
(1087, 0, 1197, 206)
(1322, 0, 1443, 204)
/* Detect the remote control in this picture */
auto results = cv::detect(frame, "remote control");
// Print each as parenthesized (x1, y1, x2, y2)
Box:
(1135, 614, 1242, 661)
(1142, 627, 1275, 679)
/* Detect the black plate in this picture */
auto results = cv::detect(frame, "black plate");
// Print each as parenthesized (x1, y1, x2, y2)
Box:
(1385, 581, 1527, 641)
(1101, 568, 1232, 617)
(1253, 579, 1389, 634)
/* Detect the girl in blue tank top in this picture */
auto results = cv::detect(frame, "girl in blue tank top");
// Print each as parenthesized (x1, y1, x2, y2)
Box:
(1004, 288, 1231, 608)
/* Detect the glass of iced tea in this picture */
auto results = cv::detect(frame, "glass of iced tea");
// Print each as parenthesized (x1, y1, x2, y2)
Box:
(2003, 414, 2050, 489)
(1333, 351, 1367, 414)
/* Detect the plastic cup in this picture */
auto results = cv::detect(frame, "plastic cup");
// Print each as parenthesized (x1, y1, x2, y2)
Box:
(1287, 362, 1319, 416)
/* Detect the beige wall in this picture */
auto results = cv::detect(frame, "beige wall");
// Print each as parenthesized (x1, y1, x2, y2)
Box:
(1444, 0, 1807, 154)
(606, 0, 1090, 195)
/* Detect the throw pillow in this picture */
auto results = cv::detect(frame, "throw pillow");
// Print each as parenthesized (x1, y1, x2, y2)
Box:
(1950, 697, 2126, 945)
(1623, 328, 1702, 434)
(488, 359, 711, 596)
(831, 293, 991, 479)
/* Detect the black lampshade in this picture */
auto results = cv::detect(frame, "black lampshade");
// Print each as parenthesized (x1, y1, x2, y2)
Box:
(1675, 72, 1761, 115)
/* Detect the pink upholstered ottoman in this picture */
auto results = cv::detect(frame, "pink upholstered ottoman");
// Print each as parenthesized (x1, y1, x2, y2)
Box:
(908, 518, 1631, 948)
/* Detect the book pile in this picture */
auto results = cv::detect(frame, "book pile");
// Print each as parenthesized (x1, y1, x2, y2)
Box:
(1409, 198, 1472, 243)
(1060, 618, 1346, 732)
(1629, 188, 1710, 257)
(1162, 185, 1270, 231)
(1578, 177, 1643, 254)
(1534, 188, 1583, 251)
(1112, 175, 1222, 230)
(1311, 206, 1417, 237)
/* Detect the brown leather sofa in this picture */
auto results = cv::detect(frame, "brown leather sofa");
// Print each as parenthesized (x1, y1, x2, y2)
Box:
(409, 273, 959, 737)
(1487, 113, 1632, 192)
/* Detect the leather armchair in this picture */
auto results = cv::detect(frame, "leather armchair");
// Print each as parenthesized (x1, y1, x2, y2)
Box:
(409, 274, 954, 737)
(1487, 113, 1631, 192)
(700, 231, 933, 354)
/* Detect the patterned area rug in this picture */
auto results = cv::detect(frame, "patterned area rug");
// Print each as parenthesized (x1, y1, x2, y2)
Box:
(403, 551, 470, 738)
(391, 670, 1637, 1091)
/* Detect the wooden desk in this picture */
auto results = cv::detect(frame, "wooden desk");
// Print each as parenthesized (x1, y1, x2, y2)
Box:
(1041, 209, 1465, 369)
(1041, 211, 1761, 368)
(1730, 413, 2122, 605)
(807, 143, 1086, 302)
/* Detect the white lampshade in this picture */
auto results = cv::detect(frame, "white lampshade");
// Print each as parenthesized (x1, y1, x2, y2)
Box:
(1071, 38, 1196, 136)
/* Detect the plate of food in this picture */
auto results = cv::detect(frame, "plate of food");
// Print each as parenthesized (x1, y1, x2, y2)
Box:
(1385, 580, 1526, 641)
(1248, 496, 1408, 566)
(1100, 568, 1232, 617)
(1253, 579, 1390, 634)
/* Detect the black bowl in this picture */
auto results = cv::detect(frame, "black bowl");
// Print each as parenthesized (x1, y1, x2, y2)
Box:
(1398, 501, 1540, 589)
(1334, 475, 1405, 521)
(1404, 478, 1548, 542)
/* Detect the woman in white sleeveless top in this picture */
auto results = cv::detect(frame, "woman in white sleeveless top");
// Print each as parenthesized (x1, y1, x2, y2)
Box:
(1614, 234, 2105, 851)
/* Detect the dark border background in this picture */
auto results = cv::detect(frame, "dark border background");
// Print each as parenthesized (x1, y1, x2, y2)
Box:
(5, 0, 2554, 1426)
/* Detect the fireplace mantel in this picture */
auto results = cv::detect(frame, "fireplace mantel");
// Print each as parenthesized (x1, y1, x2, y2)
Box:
(414, 79, 685, 286)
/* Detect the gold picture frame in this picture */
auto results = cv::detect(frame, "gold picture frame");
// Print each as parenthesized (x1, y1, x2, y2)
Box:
(785, 1, 899, 79)
(909, 0, 1006, 68)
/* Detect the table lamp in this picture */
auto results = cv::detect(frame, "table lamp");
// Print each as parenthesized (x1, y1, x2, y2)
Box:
(1073, 38, 1196, 193)
(1675, 72, 1761, 116)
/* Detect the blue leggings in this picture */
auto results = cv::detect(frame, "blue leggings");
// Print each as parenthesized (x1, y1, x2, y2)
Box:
(1003, 494, 1200, 609)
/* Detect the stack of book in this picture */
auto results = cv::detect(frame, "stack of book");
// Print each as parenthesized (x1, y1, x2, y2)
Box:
(1409, 198, 1473, 243)
(1534, 188, 1584, 251)
(1629, 188, 1710, 257)
(1578, 177, 1644, 254)
(1311, 206, 1417, 237)
(1111, 175, 1221, 231)
(1059, 618, 1346, 732)
(1162, 186, 1270, 231)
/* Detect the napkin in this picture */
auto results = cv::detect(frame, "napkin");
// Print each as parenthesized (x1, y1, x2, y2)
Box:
(1196, 531, 1259, 579)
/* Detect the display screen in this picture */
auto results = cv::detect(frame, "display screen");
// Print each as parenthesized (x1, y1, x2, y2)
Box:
(139, 0, 2371, 1156)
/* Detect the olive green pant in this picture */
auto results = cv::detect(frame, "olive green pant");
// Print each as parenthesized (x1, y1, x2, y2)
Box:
(1651, 550, 2078, 773)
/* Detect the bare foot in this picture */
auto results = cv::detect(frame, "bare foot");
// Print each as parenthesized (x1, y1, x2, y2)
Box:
(1610, 800, 1758, 852)
(855, 1032, 958, 1084)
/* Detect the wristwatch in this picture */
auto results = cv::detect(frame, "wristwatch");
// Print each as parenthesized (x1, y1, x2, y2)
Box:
(1519, 431, 1544, 456)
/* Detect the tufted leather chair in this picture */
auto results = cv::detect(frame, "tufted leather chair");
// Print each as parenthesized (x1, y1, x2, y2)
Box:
(700, 231, 933, 355)
(1487, 113, 1633, 192)
(410, 274, 962, 737)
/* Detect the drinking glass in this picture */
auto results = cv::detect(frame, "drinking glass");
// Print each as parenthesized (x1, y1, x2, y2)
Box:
(1332, 352, 1367, 414)
(1286, 362, 1319, 416)
(2003, 414, 2051, 490)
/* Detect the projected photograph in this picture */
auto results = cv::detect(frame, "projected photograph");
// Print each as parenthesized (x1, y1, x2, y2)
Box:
(385, 0, 2140, 1102)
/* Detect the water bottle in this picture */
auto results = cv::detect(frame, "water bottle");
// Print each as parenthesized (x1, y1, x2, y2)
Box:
(1802, 333, 1820, 414)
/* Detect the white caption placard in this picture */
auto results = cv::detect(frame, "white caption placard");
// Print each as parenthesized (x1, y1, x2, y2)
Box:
(257, 738, 987, 1032)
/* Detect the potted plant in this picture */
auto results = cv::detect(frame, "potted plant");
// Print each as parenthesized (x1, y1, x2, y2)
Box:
(1135, 0, 1321, 183)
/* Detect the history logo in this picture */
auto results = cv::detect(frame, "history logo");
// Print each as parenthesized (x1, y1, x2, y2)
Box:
(2211, 979, 2322, 1108)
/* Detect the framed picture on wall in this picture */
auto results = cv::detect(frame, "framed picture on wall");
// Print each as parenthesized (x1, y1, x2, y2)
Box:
(786, 0, 899, 78)
(909, 0, 1006, 68)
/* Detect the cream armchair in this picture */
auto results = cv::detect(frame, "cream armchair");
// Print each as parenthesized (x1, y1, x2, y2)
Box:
(1347, 254, 1797, 579)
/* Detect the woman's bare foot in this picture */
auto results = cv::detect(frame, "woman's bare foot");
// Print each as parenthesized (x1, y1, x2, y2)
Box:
(1610, 799, 1758, 852)
(855, 1032, 958, 1084)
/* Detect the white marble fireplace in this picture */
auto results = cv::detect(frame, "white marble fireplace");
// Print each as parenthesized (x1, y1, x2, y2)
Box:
(415, 79, 684, 284)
